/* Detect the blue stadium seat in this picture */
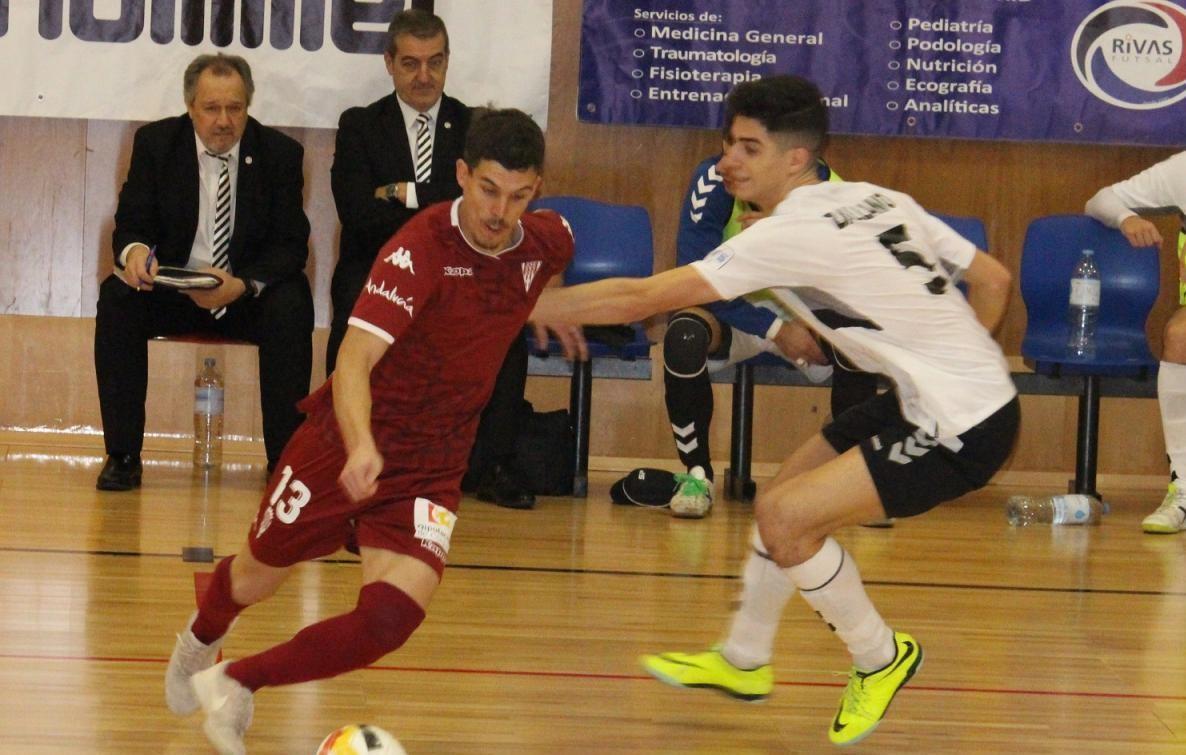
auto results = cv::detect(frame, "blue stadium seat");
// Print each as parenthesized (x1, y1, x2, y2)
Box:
(932, 212, 988, 251)
(528, 196, 654, 496)
(1020, 214, 1160, 497)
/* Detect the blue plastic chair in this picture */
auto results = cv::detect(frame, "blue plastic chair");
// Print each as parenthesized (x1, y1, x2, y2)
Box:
(932, 212, 988, 253)
(529, 196, 654, 496)
(1020, 214, 1160, 497)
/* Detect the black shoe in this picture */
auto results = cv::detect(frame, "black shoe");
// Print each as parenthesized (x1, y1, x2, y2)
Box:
(96, 454, 142, 491)
(476, 464, 535, 510)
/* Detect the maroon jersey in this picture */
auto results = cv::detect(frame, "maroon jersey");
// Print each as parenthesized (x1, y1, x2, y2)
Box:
(301, 199, 572, 484)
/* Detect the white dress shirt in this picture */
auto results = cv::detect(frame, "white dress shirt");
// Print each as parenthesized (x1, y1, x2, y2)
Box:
(395, 95, 442, 210)
(190, 133, 240, 271)
(116, 132, 241, 272)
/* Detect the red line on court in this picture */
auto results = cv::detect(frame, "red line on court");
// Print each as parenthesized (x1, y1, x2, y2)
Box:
(4, 652, 1182, 703)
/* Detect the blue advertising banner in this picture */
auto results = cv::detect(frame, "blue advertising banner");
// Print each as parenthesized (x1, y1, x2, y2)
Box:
(579, 0, 1186, 146)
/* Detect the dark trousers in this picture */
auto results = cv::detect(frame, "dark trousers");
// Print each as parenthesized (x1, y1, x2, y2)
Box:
(462, 331, 529, 488)
(93, 273, 314, 466)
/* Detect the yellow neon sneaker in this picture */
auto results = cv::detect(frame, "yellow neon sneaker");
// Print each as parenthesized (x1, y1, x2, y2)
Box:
(641, 647, 772, 702)
(828, 631, 922, 746)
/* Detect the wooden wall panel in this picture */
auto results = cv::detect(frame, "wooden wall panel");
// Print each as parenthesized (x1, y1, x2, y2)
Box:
(0, 117, 87, 316)
(81, 119, 137, 315)
(0, 0, 1177, 488)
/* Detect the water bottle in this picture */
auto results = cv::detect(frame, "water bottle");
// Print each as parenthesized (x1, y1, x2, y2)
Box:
(1067, 249, 1100, 358)
(1005, 494, 1104, 526)
(193, 357, 224, 469)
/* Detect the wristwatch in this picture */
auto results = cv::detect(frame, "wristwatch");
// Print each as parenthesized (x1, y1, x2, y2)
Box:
(239, 279, 260, 301)
(385, 183, 399, 201)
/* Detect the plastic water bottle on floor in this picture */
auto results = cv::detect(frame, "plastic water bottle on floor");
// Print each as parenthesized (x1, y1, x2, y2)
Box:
(1006, 494, 1103, 526)
(193, 357, 224, 469)
(1067, 249, 1100, 359)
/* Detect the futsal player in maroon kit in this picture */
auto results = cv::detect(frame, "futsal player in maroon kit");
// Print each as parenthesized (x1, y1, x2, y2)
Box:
(163, 109, 583, 755)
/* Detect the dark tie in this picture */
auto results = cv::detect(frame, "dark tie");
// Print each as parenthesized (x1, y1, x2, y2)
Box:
(413, 112, 432, 183)
(206, 151, 232, 318)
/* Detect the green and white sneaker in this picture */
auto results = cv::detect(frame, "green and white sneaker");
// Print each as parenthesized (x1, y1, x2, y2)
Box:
(670, 466, 713, 518)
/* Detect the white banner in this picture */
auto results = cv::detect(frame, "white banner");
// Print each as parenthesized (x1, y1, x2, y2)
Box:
(0, 0, 553, 128)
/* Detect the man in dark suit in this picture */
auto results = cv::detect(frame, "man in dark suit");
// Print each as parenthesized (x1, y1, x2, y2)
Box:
(330, 9, 540, 509)
(94, 53, 313, 490)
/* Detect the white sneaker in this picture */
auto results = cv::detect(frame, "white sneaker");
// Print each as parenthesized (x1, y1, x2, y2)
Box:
(792, 358, 833, 384)
(1143, 485, 1186, 534)
(192, 660, 254, 755)
(165, 612, 225, 715)
(671, 466, 713, 518)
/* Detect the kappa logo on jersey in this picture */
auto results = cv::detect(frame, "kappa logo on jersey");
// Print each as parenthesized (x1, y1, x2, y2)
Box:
(1072, 1, 1186, 110)
(444, 266, 473, 277)
(413, 497, 457, 561)
(689, 164, 723, 223)
(364, 278, 415, 317)
(383, 247, 415, 274)
(521, 260, 543, 291)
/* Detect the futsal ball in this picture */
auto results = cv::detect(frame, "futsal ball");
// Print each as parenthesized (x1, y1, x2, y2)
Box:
(317, 724, 407, 754)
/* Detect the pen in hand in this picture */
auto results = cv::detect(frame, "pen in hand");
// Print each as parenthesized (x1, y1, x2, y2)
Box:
(142, 245, 157, 285)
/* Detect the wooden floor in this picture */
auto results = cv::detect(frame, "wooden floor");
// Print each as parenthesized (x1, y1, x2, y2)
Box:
(2, 432, 1185, 753)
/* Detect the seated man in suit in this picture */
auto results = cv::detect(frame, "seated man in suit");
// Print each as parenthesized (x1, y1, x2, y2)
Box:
(94, 53, 313, 490)
(330, 9, 544, 508)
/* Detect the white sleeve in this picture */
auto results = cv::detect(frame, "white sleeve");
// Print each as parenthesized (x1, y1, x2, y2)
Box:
(1091, 151, 1186, 221)
(689, 219, 801, 301)
(1084, 186, 1138, 228)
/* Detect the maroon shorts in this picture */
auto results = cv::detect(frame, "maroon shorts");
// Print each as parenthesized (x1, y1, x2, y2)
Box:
(247, 419, 461, 576)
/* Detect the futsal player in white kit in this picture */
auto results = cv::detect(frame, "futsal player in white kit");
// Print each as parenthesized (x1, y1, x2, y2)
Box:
(531, 75, 1018, 746)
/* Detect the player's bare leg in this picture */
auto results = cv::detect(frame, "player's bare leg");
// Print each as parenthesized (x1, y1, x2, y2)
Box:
(756, 446, 921, 745)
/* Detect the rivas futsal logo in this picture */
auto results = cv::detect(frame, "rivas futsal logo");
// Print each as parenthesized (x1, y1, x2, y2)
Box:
(1072, 0, 1186, 110)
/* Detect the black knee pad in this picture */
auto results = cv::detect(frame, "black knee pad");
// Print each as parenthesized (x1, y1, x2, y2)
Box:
(664, 312, 712, 376)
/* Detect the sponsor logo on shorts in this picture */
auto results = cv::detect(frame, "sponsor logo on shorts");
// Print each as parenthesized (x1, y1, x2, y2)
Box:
(383, 247, 415, 274)
(886, 429, 938, 465)
(414, 497, 457, 560)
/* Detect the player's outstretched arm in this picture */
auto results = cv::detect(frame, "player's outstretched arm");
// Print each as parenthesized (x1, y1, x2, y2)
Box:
(531, 266, 720, 326)
(962, 249, 1012, 335)
(333, 326, 390, 502)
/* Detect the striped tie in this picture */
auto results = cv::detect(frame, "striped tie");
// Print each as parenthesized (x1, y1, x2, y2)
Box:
(206, 151, 232, 318)
(413, 112, 432, 183)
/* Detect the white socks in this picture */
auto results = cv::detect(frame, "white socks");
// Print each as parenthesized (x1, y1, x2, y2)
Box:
(786, 537, 894, 672)
(1159, 361, 1186, 482)
(721, 528, 796, 670)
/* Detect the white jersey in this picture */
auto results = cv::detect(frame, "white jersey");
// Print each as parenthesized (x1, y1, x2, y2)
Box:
(691, 180, 1015, 440)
